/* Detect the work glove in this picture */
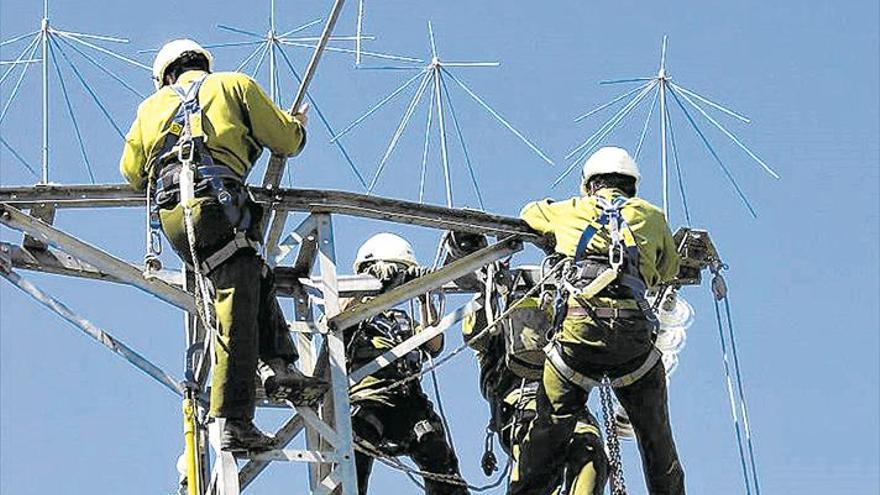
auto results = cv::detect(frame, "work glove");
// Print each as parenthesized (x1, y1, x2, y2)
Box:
(445, 230, 488, 259)
(533, 233, 557, 256)
(292, 102, 310, 127)
(363, 261, 430, 290)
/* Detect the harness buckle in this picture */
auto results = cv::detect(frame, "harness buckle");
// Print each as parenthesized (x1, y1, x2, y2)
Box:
(609, 242, 624, 271)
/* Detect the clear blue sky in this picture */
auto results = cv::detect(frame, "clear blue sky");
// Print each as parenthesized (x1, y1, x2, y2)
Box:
(1, 1, 878, 494)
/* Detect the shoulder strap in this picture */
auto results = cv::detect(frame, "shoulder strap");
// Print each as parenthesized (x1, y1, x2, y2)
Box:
(152, 76, 214, 173)
(573, 195, 629, 263)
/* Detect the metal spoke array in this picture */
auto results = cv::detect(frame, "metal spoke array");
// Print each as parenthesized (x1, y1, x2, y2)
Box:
(0, 0, 148, 184)
(333, 21, 553, 209)
(199, 0, 422, 189)
(559, 35, 780, 220)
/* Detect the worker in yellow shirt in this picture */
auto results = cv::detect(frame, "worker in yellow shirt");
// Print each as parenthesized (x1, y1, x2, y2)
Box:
(510, 147, 685, 494)
(120, 39, 327, 452)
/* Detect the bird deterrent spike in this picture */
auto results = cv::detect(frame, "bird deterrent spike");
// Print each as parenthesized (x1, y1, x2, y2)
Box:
(0, 40, 40, 124)
(0, 30, 40, 47)
(54, 31, 150, 70)
(664, 97, 692, 225)
(331, 69, 429, 143)
(555, 81, 657, 187)
(668, 81, 751, 123)
(668, 86, 758, 217)
(279, 40, 424, 63)
(0, 136, 40, 179)
(419, 81, 436, 203)
(55, 35, 145, 98)
(671, 85, 780, 179)
(634, 86, 660, 159)
(368, 72, 434, 193)
(599, 77, 656, 86)
(574, 80, 654, 122)
(49, 39, 95, 183)
(567, 81, 657, 160)
(1, 34, 42, 84)
(440, 72, 485, 210)
(433, 70, 454, 207)
(442, 67, 555, 166)
(276, 44, 368, 188)
(50, 29, 129, 44)
(279, 19, 323, 38)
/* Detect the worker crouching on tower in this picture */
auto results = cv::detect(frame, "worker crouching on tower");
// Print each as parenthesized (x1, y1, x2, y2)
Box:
(120, 39, 328, 451)
(344, 233, 468, 495)
(510, 147, 685, 494)
(441, 231, 608, 494)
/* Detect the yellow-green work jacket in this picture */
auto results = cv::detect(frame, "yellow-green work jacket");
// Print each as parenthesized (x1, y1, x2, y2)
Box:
(120, 70, 305, 190)
(520, 187, 680, 289)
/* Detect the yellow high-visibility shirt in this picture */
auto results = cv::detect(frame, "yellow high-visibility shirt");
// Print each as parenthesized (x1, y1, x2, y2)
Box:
(520, 188, 680, 289)
(119, 70, 305, 190)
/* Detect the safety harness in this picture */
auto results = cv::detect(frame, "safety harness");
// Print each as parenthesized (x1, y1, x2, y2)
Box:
(145, 76, 260, 275)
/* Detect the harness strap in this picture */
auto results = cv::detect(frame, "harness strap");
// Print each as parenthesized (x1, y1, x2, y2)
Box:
(567, 306, 643, 319)
(196, 232, 260, 274)
(545, 344, 661, 390)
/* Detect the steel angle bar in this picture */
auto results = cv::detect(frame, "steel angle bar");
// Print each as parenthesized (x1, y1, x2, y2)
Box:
(349, 297, 483, 383)
(0, 242, 182, 286)
(297, 406, 341, 448)
(313, 468, 344, 495)
(0, 184, 142, 207)
(0, 267, 184, 396)
(264, 208, 290, 267)
(0, 203, 194, 311)
(329, 237, 520, 331)
(238, 414, 306, 488)
(262, 188, 538, 239)
(290, 0, 345, 113)
(243, 449, 342, 464)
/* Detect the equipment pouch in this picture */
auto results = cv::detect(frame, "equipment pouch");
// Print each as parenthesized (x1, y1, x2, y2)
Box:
(503, 297, 553, 380)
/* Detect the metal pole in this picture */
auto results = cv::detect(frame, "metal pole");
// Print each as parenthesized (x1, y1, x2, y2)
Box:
(290, 0, 345, 113)
(658, 36, 670, 217)
(41, 13, 49, 183)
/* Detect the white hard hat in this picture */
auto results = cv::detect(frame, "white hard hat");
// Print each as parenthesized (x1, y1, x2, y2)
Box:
(152, 39, 214, 90)
(581, 146, 641, 187)
(353, 233, 418, 273)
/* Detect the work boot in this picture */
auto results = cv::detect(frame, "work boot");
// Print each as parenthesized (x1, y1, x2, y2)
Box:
(258, 358, 330, 407)
(220, 418, 275, 452)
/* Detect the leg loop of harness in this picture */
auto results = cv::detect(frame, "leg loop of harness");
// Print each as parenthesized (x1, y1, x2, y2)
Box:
(544, 343, 661, 391)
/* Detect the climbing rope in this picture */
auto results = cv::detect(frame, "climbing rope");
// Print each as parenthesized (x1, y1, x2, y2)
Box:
(599, 377, 628, 495)
(710, 263, 761, 495)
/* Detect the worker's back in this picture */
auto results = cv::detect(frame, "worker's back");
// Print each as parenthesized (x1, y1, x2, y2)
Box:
(520, 187, 680, 289)
(120, 69, 304, 190)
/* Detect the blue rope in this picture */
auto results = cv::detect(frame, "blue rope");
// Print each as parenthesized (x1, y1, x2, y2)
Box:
(713, 296, 754, 494)
(667, 86, 757, 218)
(51, 36, 125, 139)
(665, 102, 692, 226)
(55, 34, 145, 99)
(438, 71, 486, 210)
(276, 44, 369, 189)
(48, 39, 96, 183)
(722, 294, 762, 494)
(0, 136, 39, 178)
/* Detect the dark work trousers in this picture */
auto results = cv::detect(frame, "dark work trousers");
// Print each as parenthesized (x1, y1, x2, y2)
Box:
(511, 344, 685, 495)
(351, 389, 468, 495)
(160, 197, 297, 419)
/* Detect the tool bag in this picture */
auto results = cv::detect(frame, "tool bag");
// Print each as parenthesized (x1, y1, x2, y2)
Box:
(502, 296, 553, 380)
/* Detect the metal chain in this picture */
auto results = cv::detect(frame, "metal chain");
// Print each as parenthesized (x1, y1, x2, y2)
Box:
(600, 377, 628, 495)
